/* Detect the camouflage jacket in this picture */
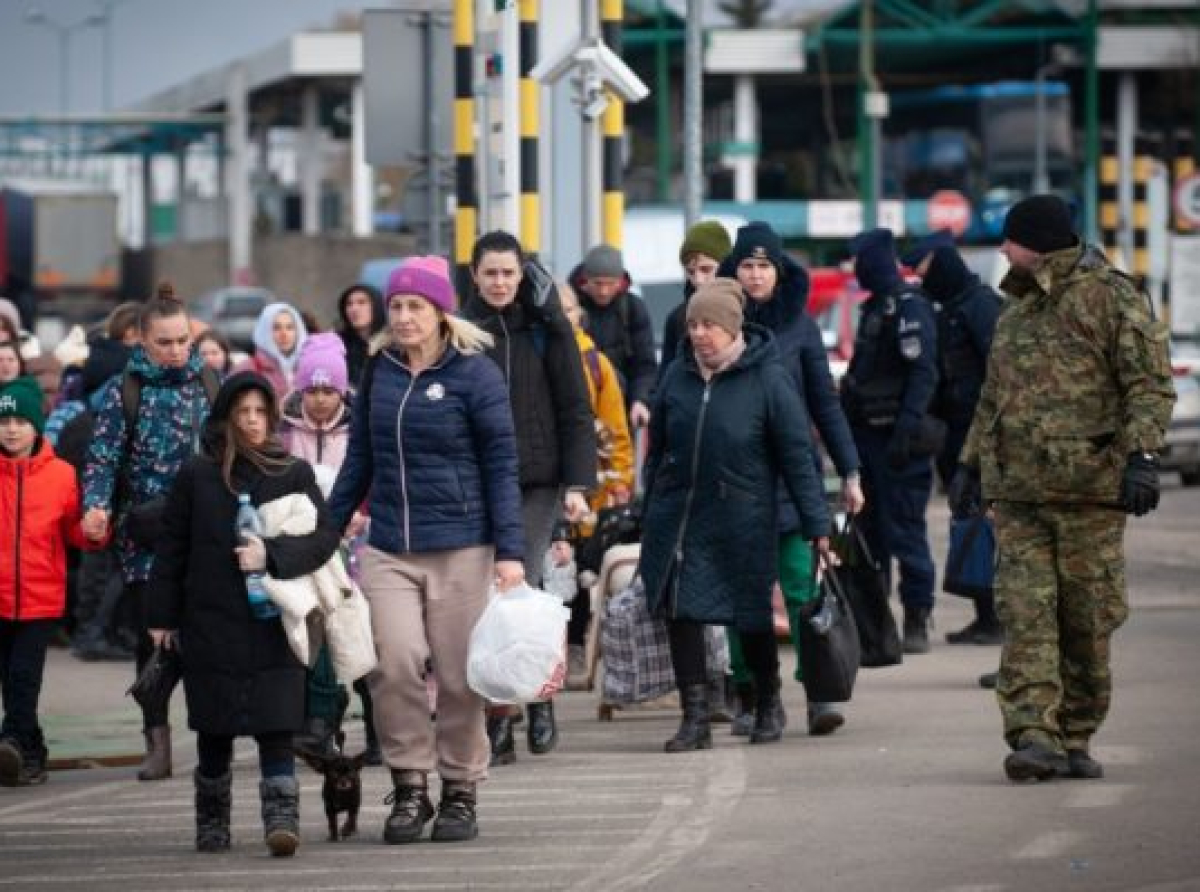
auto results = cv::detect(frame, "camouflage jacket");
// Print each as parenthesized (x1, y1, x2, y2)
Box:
(961, 244, 1174, 505)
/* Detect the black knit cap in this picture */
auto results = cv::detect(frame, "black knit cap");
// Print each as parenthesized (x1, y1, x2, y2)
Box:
(727, 222, 784, 270)
(1002, 195, 1077, 254)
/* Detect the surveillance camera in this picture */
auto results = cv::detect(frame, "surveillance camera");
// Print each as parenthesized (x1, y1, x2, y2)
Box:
(581, 41, 649, 104)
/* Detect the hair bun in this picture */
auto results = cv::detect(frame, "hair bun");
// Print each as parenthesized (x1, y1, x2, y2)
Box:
(155, 281, 176, 300)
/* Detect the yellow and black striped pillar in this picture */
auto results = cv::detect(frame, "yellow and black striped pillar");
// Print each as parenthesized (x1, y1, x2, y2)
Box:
(454, 0, 478, 284)
(1098, 131, 1120, 261)
(518, 0, 540, 254)
(600, 0, 624, 249)
(1174, 130, 1196, 233)
(1131, 135, 1154, 282)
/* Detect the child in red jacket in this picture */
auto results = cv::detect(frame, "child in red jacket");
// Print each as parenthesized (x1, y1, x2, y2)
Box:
(0, 377, 106, 786)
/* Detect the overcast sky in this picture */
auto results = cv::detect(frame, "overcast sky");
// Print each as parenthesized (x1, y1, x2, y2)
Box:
(0, 0, 844, 117)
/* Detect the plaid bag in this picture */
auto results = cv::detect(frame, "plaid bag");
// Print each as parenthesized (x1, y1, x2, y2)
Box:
(600, 579, 675, 705)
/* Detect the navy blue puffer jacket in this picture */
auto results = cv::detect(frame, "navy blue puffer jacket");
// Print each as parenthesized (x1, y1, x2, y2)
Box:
(327, 343, 524, 562)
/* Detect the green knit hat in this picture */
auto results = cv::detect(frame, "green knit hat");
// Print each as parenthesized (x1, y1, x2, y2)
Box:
(0, 376, 45, 434)
(679, 220, 733, 265)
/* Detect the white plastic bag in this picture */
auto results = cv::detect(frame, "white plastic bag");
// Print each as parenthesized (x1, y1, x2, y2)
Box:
(467, 583, 570, 704)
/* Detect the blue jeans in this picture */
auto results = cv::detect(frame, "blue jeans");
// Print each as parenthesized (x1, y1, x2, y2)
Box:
(0, 618, 54, 758)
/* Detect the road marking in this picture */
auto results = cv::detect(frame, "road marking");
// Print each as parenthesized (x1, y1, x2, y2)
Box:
(569, 746, 748, 891)
(1014, 829, 1085, 859)
(1064, 783, 1133, 809)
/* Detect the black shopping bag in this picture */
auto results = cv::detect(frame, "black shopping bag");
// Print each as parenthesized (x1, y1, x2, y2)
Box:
(832, 517, 903, 668)
(943, 514, 996, 600)
(798, 567, 861, 703)
(127, 645, 182, 715)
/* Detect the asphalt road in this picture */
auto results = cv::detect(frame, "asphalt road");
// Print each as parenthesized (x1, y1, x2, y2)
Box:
(2, 480, 1198, 892)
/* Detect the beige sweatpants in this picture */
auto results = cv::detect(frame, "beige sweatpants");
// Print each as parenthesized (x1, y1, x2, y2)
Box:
(359, 544, 494, 782)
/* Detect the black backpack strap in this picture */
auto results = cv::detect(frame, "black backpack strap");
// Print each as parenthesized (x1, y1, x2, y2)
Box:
(120, 370, 141, 436)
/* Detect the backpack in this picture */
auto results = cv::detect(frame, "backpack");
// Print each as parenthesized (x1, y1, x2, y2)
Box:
(120, 365, 221, 434)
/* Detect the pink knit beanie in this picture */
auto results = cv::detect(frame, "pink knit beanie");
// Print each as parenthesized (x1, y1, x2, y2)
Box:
(295, 332, 349, 393)
(386, 255, 456, 314)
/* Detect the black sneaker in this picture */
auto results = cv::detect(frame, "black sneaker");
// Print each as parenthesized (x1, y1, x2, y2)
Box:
(945, 620, 1003, 646)
(1004, 742, 1067, 782)
(383, 785, 434, 844)
(978, 671, 999, 689)
(0, 738, 22, 787)
(1064, 749, 1104, 779)
(431, 784, 478, 842)
(902, 608, 931, 655)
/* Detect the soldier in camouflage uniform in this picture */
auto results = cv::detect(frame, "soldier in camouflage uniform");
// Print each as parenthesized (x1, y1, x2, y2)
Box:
(953, 195, 1174, 783)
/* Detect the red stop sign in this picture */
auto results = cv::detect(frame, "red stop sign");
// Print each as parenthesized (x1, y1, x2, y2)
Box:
(927, 190, 972, 236)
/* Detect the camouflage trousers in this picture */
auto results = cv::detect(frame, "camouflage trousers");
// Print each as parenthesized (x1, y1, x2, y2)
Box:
(994, 501, 1129, 753)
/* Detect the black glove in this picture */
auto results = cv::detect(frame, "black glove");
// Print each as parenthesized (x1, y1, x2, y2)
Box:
(1120, 452, 1160, 516)
(948, 465, 983, 518)
(886, 425, 914, 470)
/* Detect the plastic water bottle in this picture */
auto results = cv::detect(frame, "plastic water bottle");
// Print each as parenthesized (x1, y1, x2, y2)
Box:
(235, 493, 278, 620)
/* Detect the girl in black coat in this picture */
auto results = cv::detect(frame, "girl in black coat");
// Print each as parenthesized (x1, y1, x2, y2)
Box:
(149, 371, 340, 857)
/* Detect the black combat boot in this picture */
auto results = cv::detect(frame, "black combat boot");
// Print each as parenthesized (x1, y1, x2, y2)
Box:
(1064, 749, 1104, 779)
(259, 775, 301, 856)
(903, 607, 931, 654)
(431, 780, 479, 842)
(749, 677, 787, 745)
(945, 619, 1003, 645)
(664, 684, 713, 752)
(730, 682, 755, 737)
(383, 770, 434, 844)
(194, 769, 232, 852)
(1004, 742, 1067, 782)
(526, 701, 559, 755)
(487, 713, 516, 766)
(0, 736, 22, 787)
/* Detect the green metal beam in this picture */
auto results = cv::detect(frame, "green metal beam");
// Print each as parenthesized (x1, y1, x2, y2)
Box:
(876, 0, 943, 31)
(625, 27, 684, 48)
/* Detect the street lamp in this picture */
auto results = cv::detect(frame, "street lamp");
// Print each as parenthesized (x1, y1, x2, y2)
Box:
(25, 7, 106, 116)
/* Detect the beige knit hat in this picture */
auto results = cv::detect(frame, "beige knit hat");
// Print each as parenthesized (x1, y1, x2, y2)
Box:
(686, 277, 744, 336)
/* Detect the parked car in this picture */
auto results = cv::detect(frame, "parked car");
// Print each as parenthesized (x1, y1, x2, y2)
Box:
(190, 286, 274, 351)
(1163, 367, 1200, 487)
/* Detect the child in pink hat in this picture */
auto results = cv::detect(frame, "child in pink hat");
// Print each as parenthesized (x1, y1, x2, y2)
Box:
(280, 332, 352, 490)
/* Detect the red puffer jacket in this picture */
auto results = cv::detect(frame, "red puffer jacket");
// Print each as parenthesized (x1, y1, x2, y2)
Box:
(0, 440, 99, 621)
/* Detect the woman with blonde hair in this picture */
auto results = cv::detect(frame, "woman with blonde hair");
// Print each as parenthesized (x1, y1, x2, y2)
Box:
(328, 255, 524, 845)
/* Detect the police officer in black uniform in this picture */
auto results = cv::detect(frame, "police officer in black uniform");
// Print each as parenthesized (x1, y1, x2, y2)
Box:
(903, 232, 1003, 646)
(842, 228, 941, 654)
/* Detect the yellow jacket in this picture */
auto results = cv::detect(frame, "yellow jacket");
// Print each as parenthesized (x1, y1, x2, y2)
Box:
(573, 328, 635, 504)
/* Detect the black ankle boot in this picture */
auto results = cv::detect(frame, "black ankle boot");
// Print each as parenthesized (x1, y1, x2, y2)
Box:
(194, 769, 232, 852)
(730, 682, 755, 737)
(431, 780, 478, 842)
(664, 684, 713, 752)
(383, 770, 434, 843)
(903, 607, 931, 654)
(526, 701, 559, 755)
(749, 677, 787, 744)
(487, 714, 516, 766)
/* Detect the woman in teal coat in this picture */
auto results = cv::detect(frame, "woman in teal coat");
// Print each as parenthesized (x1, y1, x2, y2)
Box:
(640, 278, 831, 753)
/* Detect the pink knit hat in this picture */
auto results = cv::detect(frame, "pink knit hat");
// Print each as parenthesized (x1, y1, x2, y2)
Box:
(295, 332, 349, 393)
(386, 255, 456, 313)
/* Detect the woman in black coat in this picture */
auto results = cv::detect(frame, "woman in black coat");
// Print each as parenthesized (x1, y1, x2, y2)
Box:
(640, 279, 831, 753)
(148, 371, 340, 857)
(461, 230, 596, 762)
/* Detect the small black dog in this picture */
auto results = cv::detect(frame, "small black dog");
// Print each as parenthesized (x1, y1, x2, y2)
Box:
(299, 750, 368, 841)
